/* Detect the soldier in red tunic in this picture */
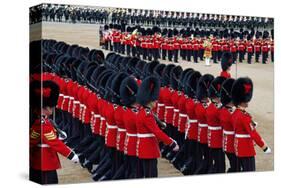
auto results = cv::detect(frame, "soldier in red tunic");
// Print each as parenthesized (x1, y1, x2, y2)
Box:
(231, 77, 271, 171)
(206, 76, 226, 173)
(120, 76, 140, 179)
(30, 80, 79, 184)
(194, 74, 214, 174)
(220, 52, 233, 79)
(180, 71, 202, 174)
(136, 76, 179, 178)
(219, 78, 237, 172)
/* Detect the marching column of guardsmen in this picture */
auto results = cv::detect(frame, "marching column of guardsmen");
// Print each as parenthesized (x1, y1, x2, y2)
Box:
(30, 39, 271, 183)
(101, 25, 274, 64)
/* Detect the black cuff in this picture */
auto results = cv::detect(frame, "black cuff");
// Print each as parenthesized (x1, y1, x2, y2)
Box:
(170, 141, 176, 149)
(263, 147, 268, 152)
(67, 151, 75, 160)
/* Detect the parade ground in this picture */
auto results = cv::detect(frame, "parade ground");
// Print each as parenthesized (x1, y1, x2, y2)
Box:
(30, 22, 274, 184)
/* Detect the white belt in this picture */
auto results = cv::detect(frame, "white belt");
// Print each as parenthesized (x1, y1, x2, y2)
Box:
(179, 113, 187, 117)
(158, 103, 165, 107)
(100, 117, 105, 121)
(174, 109, 179, 112)
(189, 119, 198, 123)
(137, 133, 155, 138)
(69, 97, 74, 100)
(235, 134, 250, 138)
(223, 130, 235, 135)
(198, 123, 208, 127)
(107, 124, 117, 129)
(94, 114, 101, 118)
(59, 94, 64, 97)
(208, 126, 222, 130)
(127, 133, 137, 137)
(118, 128, 126, 132)
(63, 96, 70, 99)
(80, 104, 85, 108)
(37, 144, 50, 148)
(73, 101, 80, 104)
(165, 106, 174, 109)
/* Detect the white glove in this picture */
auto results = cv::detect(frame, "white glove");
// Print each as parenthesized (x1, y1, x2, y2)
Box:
(170, 140, 179, 152)
(263, 147, 272, 154)
(71, 154, 80, 163)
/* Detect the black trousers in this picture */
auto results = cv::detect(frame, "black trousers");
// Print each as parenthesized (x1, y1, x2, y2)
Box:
(225, 152, 238, 172)
(125, 155, 138, 179)
(181, 49, 186, 60)
(271, 51, 274, 62)
(193, 50, 199, 63)
(262, 52, 268, 64)
(208, 148, 225, 173)
(194, 143, 209, 174)
(168, 50, 173, 61)
(217, 50, 222, 61)
(237, 156, 256, 172)
(200, 49, 205, 60)
(30, 168, 58, 185)
(141, 158, 158, 178)
(162, 49, 167, 60)
(238, 51, 243, 63)
(143, 48, 148, 60)
(247, 52, 253, 64)
(126, 45, 131, 56)
(187, 50, 192, 61)
(174, 50, 179, 62)
(212, 51, 218, 63)
(255, 52, 261, 62)
(132, 46, 137, 57)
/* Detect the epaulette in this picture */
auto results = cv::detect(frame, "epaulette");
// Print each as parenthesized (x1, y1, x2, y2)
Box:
(113, 104, 118, 110)
(132, 108, 139, 113)
(178, 91, 182, 95)
(145, 108, 151, 115)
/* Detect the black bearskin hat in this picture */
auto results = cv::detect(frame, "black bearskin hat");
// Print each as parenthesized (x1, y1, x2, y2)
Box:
(136, 76, 160, 106)
(120, 76, 139, 106)
(208, 76, 226, 99)
(30, 80, 60, 109)
(162, 64, 175, 86)
(220, 78, 235, 106)
(231, 77, 253, 106)
(185, 71, 201, 98)
(170, 66, 183, 90)
(180, 68, 194, 91)
(196, 74, 214, 101)
(111, 72, 129, 105)
(221, 52, 233, 71)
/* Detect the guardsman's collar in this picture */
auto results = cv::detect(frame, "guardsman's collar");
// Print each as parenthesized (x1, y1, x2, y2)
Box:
(237, 105, 247, 112)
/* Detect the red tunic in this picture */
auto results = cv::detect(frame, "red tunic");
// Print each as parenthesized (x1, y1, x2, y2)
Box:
(206, 103, 223, 148)
(136, 107, 173, 159)
(185, 98, 198, 140)
(219, 107, 235, 153)
(178, 95, 188, 133)
(115, 106, 126, 151)
(171, 91, 181, 128)
(104, 103, 118, 148)
(124, 107, 138, 156)
(231, 109, 265, 157)
(220, 71, 231, 79)
(194, 102, 208, 144)
(30, 117, 72, 171)
(88, 92, 100, 135)
(156, 87, 166, 121)
(162, 87, 174, 124)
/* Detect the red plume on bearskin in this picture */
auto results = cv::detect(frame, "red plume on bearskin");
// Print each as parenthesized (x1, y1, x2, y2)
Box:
(231, 77, 253, 106)
(136, 76, 160, 106)
(208, 76, 226, 98)
(30, 80, 60, 109)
